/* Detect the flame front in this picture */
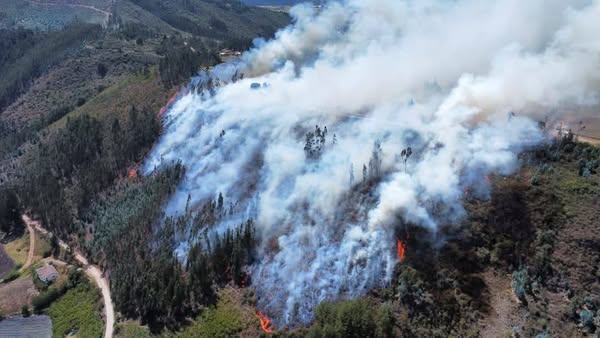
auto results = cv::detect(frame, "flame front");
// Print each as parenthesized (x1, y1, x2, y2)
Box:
(256, 310, 274, 333)
(396, 239, 406, 262)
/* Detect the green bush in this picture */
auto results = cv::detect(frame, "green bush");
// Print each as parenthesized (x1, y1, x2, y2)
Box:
(308, 299, 394, 338)
(21, 305, 30, 317)
(579, 309, 594, 328)
(511, 267, 529, 301)
(396, 266, 428, 307)
(1, 267, 20, 284)
(49, 281, 103, 338)
(32, 287, 61, 312)
(177, 299, 242, 338)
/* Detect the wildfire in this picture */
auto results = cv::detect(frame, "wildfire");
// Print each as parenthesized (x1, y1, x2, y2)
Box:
(396, 239, 406, 262)
(256, 310, 274, 334)
(127, 90, 185, 181)
(128, 167, 138, 179)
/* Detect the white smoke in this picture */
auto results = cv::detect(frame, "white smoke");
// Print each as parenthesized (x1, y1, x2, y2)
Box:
(143, 0, 600, 326)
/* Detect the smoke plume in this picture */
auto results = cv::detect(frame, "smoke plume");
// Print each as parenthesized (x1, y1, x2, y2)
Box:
(143, 0, 600, 326)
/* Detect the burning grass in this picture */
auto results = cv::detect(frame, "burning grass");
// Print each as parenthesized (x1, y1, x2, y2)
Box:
(256, 310, 275, 333)
(396, 239, 406, 262)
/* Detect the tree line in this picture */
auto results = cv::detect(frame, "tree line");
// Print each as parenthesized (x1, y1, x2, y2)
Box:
(82, 165, 258, 331)
(20, 106, 158, 239)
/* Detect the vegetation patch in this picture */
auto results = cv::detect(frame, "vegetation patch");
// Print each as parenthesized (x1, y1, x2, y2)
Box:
(115, 321, 153, 338)
(48, 280, 103, 338)
(176, 296, 244, 338)
(3, 234, 29, 266)
(0, 245, 14, 280)
(559, 176, 595, 194)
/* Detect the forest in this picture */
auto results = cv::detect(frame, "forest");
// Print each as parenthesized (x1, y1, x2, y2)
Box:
(0, 2, 599, 337)
(0, 23, 102, 112)
(0, 7, 285, 333)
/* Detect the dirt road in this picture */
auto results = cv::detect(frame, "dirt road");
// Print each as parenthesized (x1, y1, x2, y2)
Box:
(21, 215, 114, 338)
(19, 221, 35, 272)
(74, 252, 115, 338)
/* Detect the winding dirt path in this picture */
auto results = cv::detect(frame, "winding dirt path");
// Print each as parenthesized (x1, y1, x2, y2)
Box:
(21, 215, 114, 338)
(19, 221, 35, 272)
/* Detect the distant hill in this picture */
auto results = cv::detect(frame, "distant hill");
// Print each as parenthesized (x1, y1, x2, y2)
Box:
(117, 0, 290, 42)
(0, 0, 111, 30)
(242, 0, 312, 5)
(1, 0, 290, 41)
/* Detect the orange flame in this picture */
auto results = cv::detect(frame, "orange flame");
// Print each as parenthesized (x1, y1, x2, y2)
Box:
(256, 311, 274, 334)
(128, 167, 138, 179)
(396, 239, 406, 262)
(128, 89, 187, 181)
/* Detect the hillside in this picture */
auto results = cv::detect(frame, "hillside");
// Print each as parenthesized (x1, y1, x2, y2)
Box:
(242, 0, 313, 5)
(117, 0, 289, 44)
(0, 3, 291, 335)
(0, 0, 290, 188)
(0, 0, 290, 44)
(1, 1, 599, 338)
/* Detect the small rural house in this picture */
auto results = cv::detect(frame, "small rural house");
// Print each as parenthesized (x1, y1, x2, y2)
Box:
(35, 264, 59, 284)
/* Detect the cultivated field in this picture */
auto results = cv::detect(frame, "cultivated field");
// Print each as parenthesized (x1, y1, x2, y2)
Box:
(0, 315, 52, 338)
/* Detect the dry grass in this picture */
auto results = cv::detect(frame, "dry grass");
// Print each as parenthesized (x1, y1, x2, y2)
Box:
(0, 277, 38, 315)
(33, 234, 51, 259)
(49, 69, 172, 131)
(3, 233, 29, 266)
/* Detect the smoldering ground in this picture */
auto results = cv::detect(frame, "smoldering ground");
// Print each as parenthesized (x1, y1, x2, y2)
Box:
(143, 0, 600, 326)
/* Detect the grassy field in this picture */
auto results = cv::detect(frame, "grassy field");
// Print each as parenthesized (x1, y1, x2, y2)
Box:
(48, 280, 103, 338)
(3, 233, 29, 266)
(33, 235, 52, 259)
(176, 297, 244, 338)
(175, 288, 263, 338)
(115, 321, 153, 338)
(50, 69, 171, 131)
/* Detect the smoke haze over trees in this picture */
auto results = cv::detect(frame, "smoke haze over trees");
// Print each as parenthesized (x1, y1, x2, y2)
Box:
(144, 0, 600, 326)
(0, 0, 598, 335)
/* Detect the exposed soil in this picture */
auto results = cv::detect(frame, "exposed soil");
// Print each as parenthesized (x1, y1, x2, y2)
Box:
(479, 270, 524, 338)
(0, 277, 38, 315)
(20, 222, 35, 272)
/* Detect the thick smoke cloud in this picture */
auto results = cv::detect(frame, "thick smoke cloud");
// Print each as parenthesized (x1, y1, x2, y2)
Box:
(143, 0, 600, 326)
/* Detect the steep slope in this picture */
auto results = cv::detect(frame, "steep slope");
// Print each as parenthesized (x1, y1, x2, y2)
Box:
(118, 0, 290, 43)
(0, 0, 112, 30)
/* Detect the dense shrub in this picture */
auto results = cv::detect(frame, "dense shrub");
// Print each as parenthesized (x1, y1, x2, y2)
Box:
(307, 299, 394, 338)
(1, 267, 20, 284)
(48, 281, 103, 338)
(0, 189, 24, 237)
(512, 266, 530, 301)
(21, 305, 30, 317)
(32, 287, 61, 312)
